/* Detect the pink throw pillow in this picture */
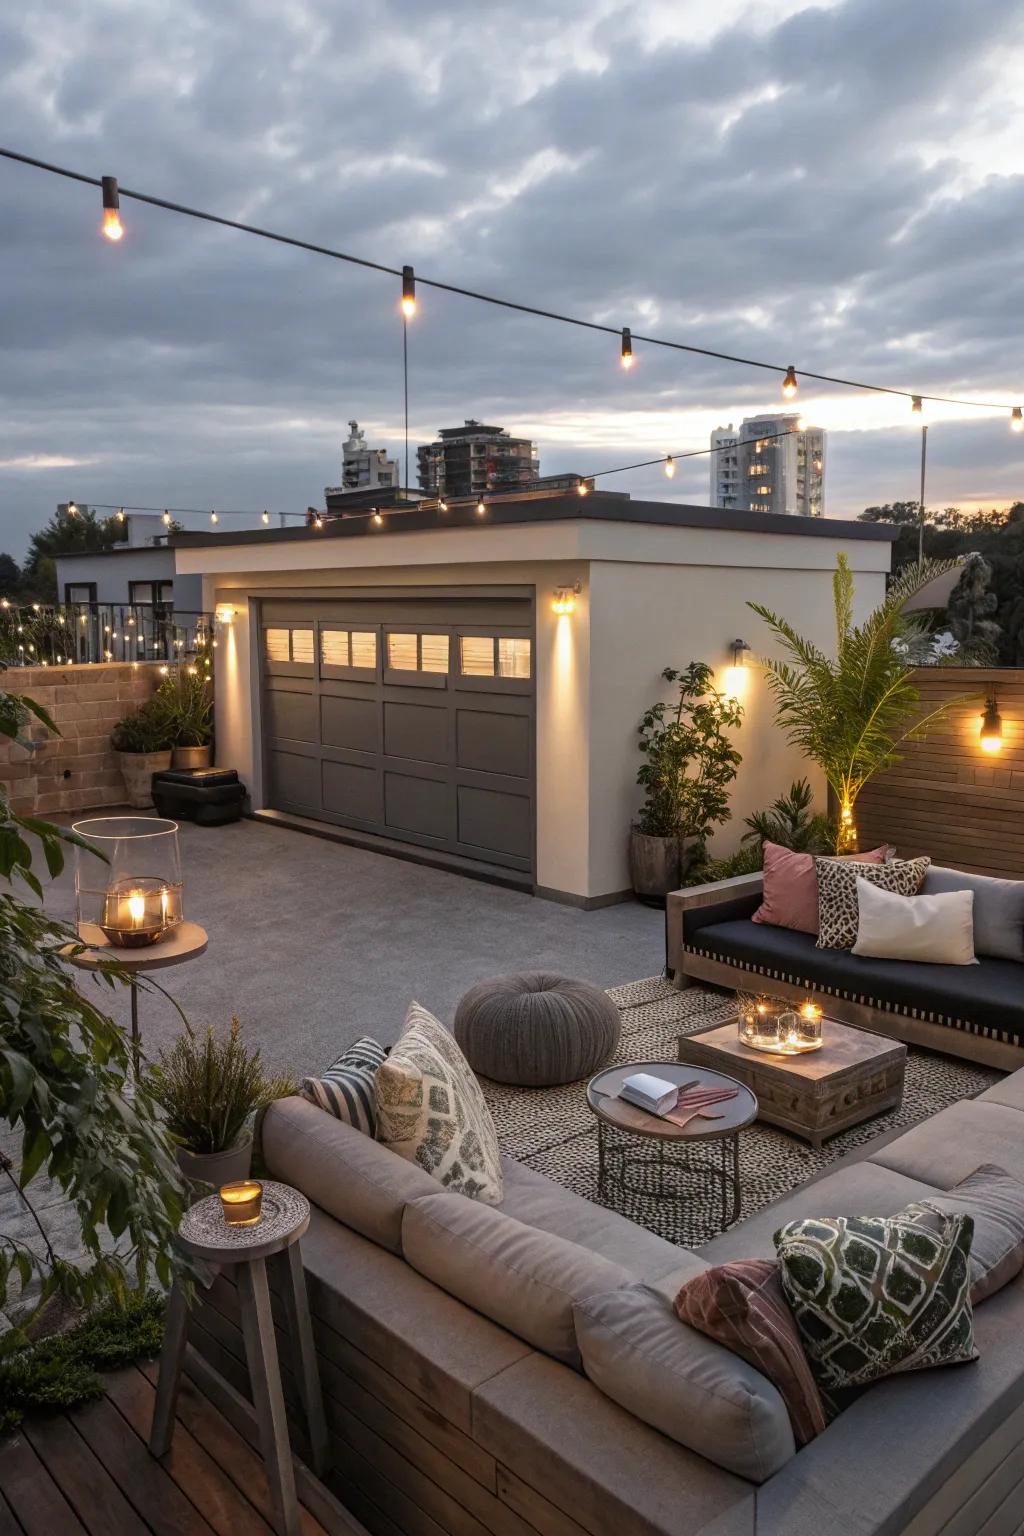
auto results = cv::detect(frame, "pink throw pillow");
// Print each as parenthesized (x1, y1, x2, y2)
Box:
(752, 841, 886, 935)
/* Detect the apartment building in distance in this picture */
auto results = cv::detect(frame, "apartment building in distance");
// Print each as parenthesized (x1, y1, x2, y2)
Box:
(417, 420, 539, 499)
(710, 413, 826, 517)
(325, 421, 400, 503)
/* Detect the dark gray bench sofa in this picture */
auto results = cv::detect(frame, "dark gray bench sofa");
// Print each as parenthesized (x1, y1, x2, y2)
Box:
(667, 872, 1024, 1071)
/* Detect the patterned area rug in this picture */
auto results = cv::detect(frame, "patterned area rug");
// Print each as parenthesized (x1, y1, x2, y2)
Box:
(481, 979, 1002, 1249)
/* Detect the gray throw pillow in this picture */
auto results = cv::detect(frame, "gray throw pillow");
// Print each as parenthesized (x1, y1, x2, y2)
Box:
(815, 856, 930, 950)
(922, 867, 1024, 963)
(900, 1165, 1024, 1304)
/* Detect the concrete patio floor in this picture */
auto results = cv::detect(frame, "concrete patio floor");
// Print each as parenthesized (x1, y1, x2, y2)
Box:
(45, 816, 665, 1078)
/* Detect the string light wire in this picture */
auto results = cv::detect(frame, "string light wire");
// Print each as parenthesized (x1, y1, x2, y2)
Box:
(0, 144, 1019, 416)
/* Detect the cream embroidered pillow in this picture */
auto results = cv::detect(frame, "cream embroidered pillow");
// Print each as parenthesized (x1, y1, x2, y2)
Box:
(375, 1001, 504, 1204)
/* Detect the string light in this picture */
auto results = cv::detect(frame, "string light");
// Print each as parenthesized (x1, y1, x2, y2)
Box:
(476, 499, 486, 515)
(1013, 407, 1023, 433)
(664, 455, 676, 479)
(438, 498, 448, 512)
(67, 499, 78, 516)
(100, 175, 122, 242)
(116, 506, 126, 521)
(620, 327, 633, 370)
(261, 509, 270, 524)
(401, 264, 416, 319)
(576, 480, 589, 496)
(782, 365, 798, 399)
(162, 509, 171, 526)
(313, 513, 324, 528)
(372, 510, 383, 526)
(912, 396, 923, 415)
(210, 509, 218, 525)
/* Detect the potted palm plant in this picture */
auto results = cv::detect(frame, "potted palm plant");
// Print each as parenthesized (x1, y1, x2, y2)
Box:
(630, 663, 743, 899)
(749, 554, 967, 852)
(148, 1017, 294, 1186)
(157, 665, 214, 770)
(110, 700, 174, 807)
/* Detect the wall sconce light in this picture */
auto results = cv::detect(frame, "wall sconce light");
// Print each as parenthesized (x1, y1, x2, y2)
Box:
(214, 603, 237, 625)
(552, 582, 581, 616)
(980, 693, 1003, 754)
(722, 638, 752, 701)
(730, 638, 752, 667)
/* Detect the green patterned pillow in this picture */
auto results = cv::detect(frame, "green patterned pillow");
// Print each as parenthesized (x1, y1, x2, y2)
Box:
(775, 1213, 977, 1400)
(374, 1001, 504, 1204)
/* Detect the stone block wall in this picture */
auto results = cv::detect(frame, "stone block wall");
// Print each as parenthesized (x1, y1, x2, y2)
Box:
(1, 663, 158, 817)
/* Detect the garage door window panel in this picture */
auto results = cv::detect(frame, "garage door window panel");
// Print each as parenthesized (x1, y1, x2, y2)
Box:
(384, 630, 449, 689)
(457, 632, 532, 694)
(264, 625, 315, 677)
(320, 626, 379, 680)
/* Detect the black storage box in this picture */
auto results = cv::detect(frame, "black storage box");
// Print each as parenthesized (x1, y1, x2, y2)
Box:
(152, 767, 246, 826)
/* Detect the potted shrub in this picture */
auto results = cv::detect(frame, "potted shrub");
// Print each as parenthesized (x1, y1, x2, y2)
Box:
(630, 663, 743, 899)
(157, 664, 214, 770)
(149, 1017, 295, 1187)
(111, 700, 174, 808)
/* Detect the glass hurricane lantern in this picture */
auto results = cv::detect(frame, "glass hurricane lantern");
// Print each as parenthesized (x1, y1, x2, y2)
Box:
(73, 816, 184, 949)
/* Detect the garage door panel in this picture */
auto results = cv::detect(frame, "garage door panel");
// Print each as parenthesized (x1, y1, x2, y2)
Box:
(268, 748, 320, 811)
(456, 708, 530, 779)
(457, 785, 532, 860)
(384, 772, 450, 840)
(323, 759, 383, 823)
(383, 700, 450, 765)
(321, 694, 380, 754)
(265, 686, 317, 745)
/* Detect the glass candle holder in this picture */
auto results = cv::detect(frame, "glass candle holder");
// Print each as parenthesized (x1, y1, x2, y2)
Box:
(73, 817, 183, 948)
(219, 1180, 263, 1226)
(738, 993, 787, 1052)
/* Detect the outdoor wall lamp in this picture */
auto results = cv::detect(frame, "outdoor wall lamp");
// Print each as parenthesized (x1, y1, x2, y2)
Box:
(980, 693, 1003, 754)
(552, 582, 581, 616)
(214, 603, 237, 625)
(730, 638, 752, 667)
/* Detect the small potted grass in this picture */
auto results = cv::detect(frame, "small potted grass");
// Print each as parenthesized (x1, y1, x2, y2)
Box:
(149, 1017, 294, 1186)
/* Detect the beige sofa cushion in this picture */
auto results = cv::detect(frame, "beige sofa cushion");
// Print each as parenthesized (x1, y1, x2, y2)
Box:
(574, 1282, 795, 1483)
(403, 1191, 635, 1368)
(260, 1094, 439, 1254)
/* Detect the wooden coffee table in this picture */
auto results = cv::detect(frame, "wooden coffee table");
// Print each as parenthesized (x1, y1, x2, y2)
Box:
(676, 1017, 906, 1149)
(587, 1062, 757, 1229)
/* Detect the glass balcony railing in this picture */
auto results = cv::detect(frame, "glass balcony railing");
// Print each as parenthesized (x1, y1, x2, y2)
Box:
(0, 602, 214, 668)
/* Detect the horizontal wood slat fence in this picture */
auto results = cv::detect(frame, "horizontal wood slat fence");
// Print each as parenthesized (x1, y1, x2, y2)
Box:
(857, 668, 1024, 878)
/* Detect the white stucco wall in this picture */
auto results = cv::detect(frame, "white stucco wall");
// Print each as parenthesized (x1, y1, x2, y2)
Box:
(55, 546, 203, 610)
(181, 516, 891, 902)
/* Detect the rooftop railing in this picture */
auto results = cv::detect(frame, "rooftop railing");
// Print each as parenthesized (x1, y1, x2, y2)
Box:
(0, 602, 214, 668)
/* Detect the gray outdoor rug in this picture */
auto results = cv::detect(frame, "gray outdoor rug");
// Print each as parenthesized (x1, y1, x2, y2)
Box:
(481, 978, 1003, 1249)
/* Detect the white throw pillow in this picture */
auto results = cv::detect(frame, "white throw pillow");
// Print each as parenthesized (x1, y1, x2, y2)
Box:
(852, 877, 977, 965)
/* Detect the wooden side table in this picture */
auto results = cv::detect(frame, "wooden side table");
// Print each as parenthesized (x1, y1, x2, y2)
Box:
(150, 1181, 328, 1536)
(65, 920, 208, 1075)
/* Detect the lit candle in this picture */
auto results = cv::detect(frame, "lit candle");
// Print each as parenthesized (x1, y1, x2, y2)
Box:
(219, 1181, 263, 1226)
(100, 877, 181, 948)
(800, 1001, 823, 1025)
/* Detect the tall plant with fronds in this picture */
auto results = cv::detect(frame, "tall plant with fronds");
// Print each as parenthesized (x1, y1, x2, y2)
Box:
(748, 554, 966, 852)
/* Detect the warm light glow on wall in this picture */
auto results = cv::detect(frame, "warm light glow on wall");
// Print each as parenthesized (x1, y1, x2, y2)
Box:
(980, 694, 1003, 753)
(214, 603, 237, 625)
(552, 584, 580, 616)
(721, 666, 747, 702)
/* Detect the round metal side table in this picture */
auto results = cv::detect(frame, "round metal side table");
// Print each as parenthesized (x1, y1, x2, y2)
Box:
(587, 1061, 757, 1231)
(150, 1181, 327, 1536)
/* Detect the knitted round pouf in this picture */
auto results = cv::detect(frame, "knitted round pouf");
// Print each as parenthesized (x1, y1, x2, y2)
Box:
(454, 973, 621, 1087)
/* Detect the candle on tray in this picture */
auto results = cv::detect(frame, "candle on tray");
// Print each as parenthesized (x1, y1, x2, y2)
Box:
(219, 1180, 263, 1226)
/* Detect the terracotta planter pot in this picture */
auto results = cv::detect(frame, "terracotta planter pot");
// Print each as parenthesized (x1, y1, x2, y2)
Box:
(175, 1131, 253, 1190)
(172, 745, 212, 770)
(118, 750, 173, 808)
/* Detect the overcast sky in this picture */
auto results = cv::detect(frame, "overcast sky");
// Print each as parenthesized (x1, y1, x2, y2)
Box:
(1, 0, 1023, 558)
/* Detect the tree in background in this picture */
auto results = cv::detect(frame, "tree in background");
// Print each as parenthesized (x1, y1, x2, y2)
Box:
(0, 554, 22, 598)
(946, 552, 1001, 655)
(22, 507, 127, 601)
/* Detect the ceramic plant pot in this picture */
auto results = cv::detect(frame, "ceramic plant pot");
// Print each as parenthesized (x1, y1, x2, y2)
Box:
(118, 750, 173, 808)
(172, 745, 212, 770)
(175, 1130, 253, 1190)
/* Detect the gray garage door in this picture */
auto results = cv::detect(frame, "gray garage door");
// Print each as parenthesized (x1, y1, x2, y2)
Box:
(260, 592, 535, 875)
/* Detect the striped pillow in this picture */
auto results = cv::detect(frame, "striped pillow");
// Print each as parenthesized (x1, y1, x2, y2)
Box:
(301, 1036, 387, 1135)
(674, 1258, 827, 1446)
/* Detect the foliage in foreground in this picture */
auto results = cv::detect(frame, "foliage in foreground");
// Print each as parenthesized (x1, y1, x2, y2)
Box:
(1, 665, 187, 1349)
(0, 1290, 164, 1434)
(149, 1016, 295, 1156)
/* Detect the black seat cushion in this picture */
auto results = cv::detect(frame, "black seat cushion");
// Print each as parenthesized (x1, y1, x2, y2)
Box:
(687, 918, 1024, 1046)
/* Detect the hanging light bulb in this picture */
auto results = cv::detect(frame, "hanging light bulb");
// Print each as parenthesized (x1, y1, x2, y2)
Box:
(116, 506, 126, 522)
(476, 498, 486, 515)
(911, 396, 923, 415)
(1012, 407, 1023, 433)
(261, 509, 270, 525)
(210, 510, 219, 525)
(438, 498, 449, 512)
(576, 479, 590, 496)
(372, 510, 383, 526)
(313, 513, 324, 529)
(401, 265, 416, 319)
(67, 499, 78, 516)
(664, 455, 676, 479)
(101, 176, 123, 242)
(162, 509, 171, 527)
(782, 365, 798, 399)
(620, 327, 633, 370)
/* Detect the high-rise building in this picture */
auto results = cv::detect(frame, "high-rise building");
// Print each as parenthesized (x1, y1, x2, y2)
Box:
(325, 421, 399, 501)
(710, 414, 826, 517)
(417, 420, 539, 499)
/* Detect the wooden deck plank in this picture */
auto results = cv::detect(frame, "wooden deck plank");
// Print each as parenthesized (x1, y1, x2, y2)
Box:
(71, 1388, 218, 1536)
(103, 1365, 278, 1536)
(21, 1412, 149, 1536)
(0, 1487, 20, 1536)
(0, 1432, 89, 1536)
(138, 1361, 328, 1536)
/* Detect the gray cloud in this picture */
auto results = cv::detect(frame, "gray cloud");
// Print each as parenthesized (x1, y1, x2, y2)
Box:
(1, 0, 1023, 557)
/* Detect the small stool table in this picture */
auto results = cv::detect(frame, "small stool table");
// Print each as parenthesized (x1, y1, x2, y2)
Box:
(65, 920, 208, 1076)
(150, 1181, 327, 1536)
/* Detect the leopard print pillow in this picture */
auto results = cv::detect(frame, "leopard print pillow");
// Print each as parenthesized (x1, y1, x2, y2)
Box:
(814, 856, 931, 950)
